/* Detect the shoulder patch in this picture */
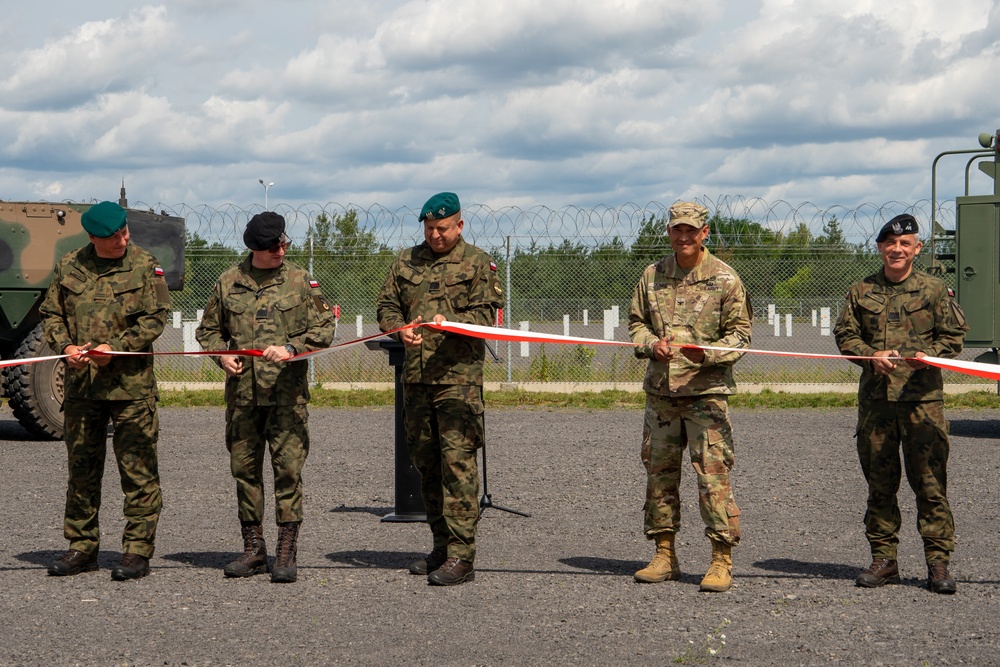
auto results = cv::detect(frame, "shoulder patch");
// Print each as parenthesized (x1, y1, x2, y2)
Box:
(154, 266, 164, 276)
(489, 261, 498, 272)
(310, 279, 320, 288)
(947, 287, 955, 298)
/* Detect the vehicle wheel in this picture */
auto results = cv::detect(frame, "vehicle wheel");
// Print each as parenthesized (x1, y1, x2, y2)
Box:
(2, 323, 63, 439)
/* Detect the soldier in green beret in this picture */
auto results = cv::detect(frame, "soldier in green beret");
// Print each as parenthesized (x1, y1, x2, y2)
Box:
(376, 192, 504, 586)
(40, 200, 171, 581)
(196, 211, 335, 583)
(834, 214, 968, 594)
(628, 201, 753, 593)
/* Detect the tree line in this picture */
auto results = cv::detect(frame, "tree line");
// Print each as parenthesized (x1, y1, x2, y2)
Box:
(173, 210, 896, 320)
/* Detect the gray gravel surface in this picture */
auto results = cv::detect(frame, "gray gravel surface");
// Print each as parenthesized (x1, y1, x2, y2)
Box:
(1, 404, 999, 666)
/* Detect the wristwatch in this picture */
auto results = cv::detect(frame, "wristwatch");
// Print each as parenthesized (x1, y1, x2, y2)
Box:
(285, 343, 296, 356)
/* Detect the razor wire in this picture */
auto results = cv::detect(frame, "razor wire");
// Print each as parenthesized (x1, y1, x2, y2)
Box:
(139, 199, 981, 388)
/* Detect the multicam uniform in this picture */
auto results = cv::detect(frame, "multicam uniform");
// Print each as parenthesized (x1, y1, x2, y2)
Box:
(628, 248, 752, 546)
(376, 237, 503, 562)
(833, 269, 967, 564)
(195, 256, 335, 525)
(40, 243, 170, 558)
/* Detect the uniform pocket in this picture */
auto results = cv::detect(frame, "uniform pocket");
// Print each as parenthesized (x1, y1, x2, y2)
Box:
(445, 275, 474, 310)
(274, 294, 308, 336)
(903, 297, 934, 334)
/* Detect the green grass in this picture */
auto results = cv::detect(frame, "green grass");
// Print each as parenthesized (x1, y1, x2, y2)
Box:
(157, 387, 1000, 410)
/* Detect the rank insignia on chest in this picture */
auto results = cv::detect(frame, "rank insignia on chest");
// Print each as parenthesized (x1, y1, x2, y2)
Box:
(887, 311, 900, 323)
(256, 307, 268, 320)
(429, 281, 440, 292)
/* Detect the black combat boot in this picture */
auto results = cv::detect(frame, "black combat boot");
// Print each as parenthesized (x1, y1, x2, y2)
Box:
(856, 558, 899, 588)
(111, 554, 150, 581)
(408, 548, 448, 575)
(47, 549, 98, 576)
(427, 557, 475, 586)
(271, 522, 299, 583)
(224, 522, 268, 578)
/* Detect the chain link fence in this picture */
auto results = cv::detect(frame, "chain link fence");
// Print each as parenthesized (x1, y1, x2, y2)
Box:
(135, 197, 983, 388)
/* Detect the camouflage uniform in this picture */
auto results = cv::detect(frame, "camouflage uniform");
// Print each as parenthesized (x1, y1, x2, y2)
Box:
(376, 237, 503, 562)
(39, 243, 170, 558)
(628, 248, 752, 546)
(195, 255, 335, 525)
(834, 269, 967, 564)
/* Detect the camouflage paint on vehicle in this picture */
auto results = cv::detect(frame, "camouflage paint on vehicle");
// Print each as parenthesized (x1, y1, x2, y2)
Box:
(0, 192, 185, 439)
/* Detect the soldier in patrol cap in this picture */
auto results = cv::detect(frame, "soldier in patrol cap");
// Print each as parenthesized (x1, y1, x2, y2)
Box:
(40, 200, 171, 581)
(628, 201, 753, 592)
(196, 211, 335, 583)
(376, 192, 504, 586)
(834, 213, 968, 594)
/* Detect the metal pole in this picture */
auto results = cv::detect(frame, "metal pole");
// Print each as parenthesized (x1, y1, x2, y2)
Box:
(308, 233, 316, 386)
(505, 235, 512, 383)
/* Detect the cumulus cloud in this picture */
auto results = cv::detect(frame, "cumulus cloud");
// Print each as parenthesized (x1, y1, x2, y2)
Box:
(0, 0, 998, 212)
(0, 6, 176, 111)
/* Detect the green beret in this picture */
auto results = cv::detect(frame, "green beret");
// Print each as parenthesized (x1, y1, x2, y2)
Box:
(81, 201, 128, 238)
(419, 192, 461, 222)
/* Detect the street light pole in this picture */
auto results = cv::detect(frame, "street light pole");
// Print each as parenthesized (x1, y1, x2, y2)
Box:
(258, 178, 274, 209)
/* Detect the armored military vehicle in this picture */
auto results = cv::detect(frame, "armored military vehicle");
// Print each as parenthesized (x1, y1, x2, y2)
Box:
(0, 188, 185, 438)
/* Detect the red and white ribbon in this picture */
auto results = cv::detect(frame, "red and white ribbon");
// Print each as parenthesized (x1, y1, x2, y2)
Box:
(7, 321, 1000, 383)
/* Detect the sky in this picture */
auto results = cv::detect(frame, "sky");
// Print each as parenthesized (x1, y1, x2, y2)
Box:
(1, 0, 999, 214)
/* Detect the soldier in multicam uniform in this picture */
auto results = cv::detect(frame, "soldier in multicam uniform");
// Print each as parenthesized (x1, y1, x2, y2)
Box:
(628, 201, 752, 593)
(376, 192, 503, 586)
(196, 212, 335, 584)
(40, 201, 170, 581)
(834, 213, 967, 594)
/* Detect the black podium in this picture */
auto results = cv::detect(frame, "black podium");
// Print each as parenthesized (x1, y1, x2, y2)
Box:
(365, 339, 427, 522)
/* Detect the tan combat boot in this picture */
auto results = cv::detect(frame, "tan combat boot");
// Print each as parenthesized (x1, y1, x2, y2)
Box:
(699, 541, 733, 592)
(634, 533, 680, 583)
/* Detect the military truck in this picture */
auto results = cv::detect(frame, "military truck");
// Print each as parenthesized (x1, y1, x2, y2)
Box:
(0, 189, 185, 439)
(929, 127, 1000, 370)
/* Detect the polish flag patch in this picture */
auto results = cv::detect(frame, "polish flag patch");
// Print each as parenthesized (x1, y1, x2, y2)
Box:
(489, 261, 498, 272)
(947, 288, 955, 297)
(309, 279, 320, 288)
(154, 266, 164, 276)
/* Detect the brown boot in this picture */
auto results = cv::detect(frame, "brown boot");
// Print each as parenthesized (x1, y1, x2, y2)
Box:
(634, 533, 680, 583)
(856, 558, 899, 588)
(271, 522, 299, 583)
(427, 557, 475, 586)
(927, 561, 956, 594)
(224, 523, 268, 578)
(699, 541, 733, 592)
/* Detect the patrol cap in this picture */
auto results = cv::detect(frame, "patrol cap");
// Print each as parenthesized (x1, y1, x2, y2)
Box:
(243, 211, 286, 250)
(81, 201, 128, 238)
(876, 213, 919, 243)
(419, 192, 461, 222)
(667, 201, 709, 229)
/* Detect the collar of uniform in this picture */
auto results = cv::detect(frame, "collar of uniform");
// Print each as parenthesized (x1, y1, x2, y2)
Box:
(875, 268, 918, 292)
(81, 243, 134, 276)
(417, 236, 467, 262)
(236, 253, 288, 289)
(666, 247, 714, 280)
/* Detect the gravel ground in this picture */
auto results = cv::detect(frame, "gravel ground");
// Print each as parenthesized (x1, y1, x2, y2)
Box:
(1, 404, 999, 666)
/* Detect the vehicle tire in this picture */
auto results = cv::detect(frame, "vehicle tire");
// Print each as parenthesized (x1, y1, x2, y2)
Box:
(2, 323, 63, 440)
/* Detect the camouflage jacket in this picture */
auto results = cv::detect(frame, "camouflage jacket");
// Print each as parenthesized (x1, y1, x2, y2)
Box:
(628, 248, 752, 397)
(376, 237, 503, 385)
(40, 243, 170, 401)
(833, 269, 967, 402)
(195, 256, 335, 406)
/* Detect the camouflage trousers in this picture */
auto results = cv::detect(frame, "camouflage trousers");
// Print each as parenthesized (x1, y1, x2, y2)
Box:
(641, 393, 741, 546)
(225, 403, 310, 525)
(62, 397, 162, 558)
(403, 384, 483, 562)
(856, 400, 954, 563)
